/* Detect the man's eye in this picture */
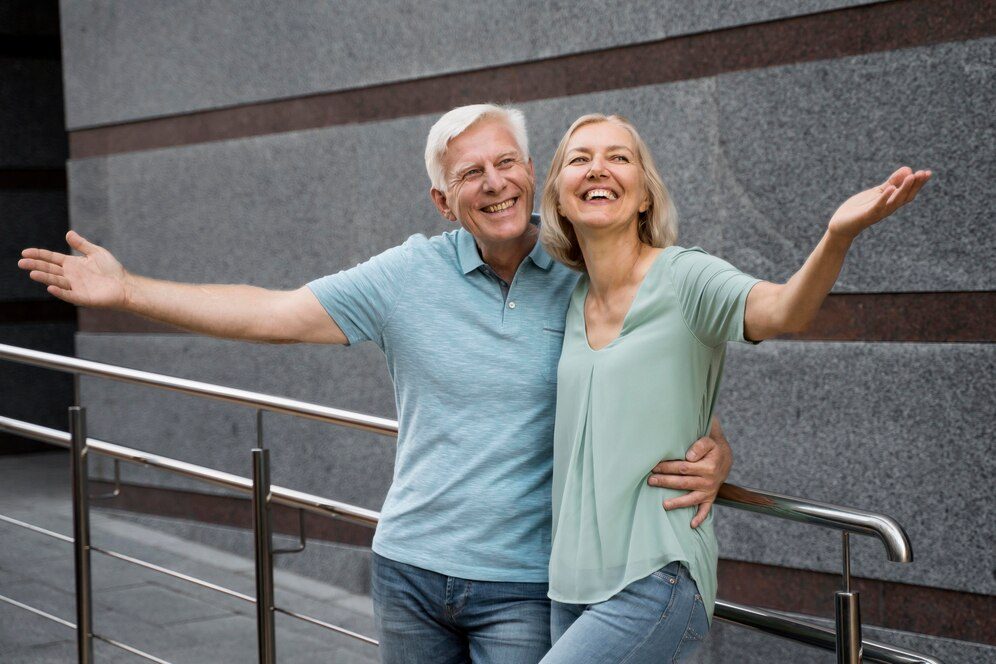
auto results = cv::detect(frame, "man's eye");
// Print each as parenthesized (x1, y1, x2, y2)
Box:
(499, 158, 515, 167)
(464, 169, 482, 178)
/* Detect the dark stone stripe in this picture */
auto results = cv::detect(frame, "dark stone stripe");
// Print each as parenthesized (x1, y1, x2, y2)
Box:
(87, 480, 994, 644)
(0, 169, 66, 190)
(67, 0, 994, 158)
(718, 558, 995, 645)
(78, 293, 996, 343)
(90, 480, 374, 548)
(779, 292, 996, 342)
(0, 300, 76, 324)
(77, 309, 186, 334)
(0, 34, 61, 59)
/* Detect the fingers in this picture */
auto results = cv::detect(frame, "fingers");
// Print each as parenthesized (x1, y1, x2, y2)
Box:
(886, 174, 915, 206)
(904, 170, 931, 204)
(652, 453, 718, 476)
(885, 166, 913, 188)
(20, 247, 68, 266)
(662, 490, 708, 511)
(47, 285, 75, 302)
(17, 257, 64, 277)
(28, 270, 71, 291)
(684, 435, 716, 463)
(690, 502, 712, 529)
(66, 230, 98, 255)
(649, 472, 710, 492)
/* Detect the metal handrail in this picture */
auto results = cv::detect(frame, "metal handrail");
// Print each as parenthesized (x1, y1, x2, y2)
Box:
(0, 343, 397, 436)
(714, 601, 943, 664)
(716, 485, 912, 563)
(0, 415, 379, 528)
(0, 344, 939, 663)
(0, 343, 910, 558)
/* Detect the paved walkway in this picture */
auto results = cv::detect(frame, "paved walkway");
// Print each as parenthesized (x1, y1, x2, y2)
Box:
(0, 451, 378, 663)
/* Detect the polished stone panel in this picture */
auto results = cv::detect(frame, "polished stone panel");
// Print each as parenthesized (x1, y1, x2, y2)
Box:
(59, 0, 884, 128)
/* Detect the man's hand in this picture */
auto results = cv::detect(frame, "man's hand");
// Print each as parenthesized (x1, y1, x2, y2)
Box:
(647, 416, 733, 528)
(19, 231, 129, 308)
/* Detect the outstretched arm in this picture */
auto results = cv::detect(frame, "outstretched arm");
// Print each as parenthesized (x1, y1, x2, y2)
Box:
(744, 167, 930, 341)
(18, 231, 347, 344)
(648, 416, 733, 528)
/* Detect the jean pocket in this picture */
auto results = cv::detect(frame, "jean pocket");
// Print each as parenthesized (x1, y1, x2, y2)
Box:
(671, 594, 709, 663)
(650, 561, 682, 584)
(543, 327, 565, 383)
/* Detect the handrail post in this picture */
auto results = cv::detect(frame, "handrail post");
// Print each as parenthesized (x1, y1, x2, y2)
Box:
(836, 532, 862, 663)
(251, 448, 276, 664)
(69, 407, 94, 664)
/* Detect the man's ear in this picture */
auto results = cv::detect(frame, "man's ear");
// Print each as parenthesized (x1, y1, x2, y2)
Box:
(430, 187, 457, 222)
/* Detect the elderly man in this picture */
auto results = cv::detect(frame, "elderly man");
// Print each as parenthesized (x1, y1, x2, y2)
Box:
(20, 104, 733, 663)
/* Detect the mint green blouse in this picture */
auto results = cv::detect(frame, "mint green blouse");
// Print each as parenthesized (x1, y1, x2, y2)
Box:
(548, 246, 759, 619)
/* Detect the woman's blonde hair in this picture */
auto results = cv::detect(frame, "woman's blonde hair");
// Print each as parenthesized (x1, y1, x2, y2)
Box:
(540, 114, 677, 271)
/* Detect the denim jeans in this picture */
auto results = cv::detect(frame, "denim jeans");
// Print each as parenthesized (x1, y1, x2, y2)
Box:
(541, 561, 709, 664)
(371, 552, 551, 664)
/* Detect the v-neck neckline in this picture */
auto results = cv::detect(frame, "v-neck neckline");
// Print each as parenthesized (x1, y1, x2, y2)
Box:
(581, 248, 668, 352)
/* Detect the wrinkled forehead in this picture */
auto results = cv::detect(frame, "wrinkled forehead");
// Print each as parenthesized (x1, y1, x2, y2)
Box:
(443, 119, 524, 171)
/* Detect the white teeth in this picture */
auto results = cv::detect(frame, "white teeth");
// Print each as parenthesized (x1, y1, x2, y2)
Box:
(483, 198, 516, 213)
(584, 189, 617, 201)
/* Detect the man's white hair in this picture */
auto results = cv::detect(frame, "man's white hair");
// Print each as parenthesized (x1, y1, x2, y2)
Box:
(424, 104, 529, 192)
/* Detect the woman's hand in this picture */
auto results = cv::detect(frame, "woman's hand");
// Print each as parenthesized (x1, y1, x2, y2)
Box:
(827, 167, 931, 240)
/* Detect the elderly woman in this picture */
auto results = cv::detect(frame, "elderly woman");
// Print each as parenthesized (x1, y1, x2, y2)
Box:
(537, 114, 929, 663)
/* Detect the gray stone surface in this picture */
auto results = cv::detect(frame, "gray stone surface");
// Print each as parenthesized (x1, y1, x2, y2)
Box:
(0, 57, 66, 168)
(59, 0, 885, 128)
(716, 341, 995, 596)
(0, 452, 378, 663)
(67, 38, 995, 293)
(1, 190, 70, 300)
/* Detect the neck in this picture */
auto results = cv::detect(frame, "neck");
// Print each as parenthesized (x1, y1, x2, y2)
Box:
(476, 224, 539, 282)
(577, 221, 646, 298)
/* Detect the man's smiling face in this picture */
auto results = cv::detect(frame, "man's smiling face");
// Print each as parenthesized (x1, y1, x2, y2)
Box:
(431, 118, 536, 247)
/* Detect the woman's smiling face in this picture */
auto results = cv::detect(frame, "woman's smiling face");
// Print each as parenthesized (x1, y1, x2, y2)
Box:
(556, 120, 649, 233)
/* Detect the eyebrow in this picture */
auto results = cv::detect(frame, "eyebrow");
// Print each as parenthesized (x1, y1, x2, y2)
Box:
(567, 145, 635, 154)
(451, 151, 521, 175)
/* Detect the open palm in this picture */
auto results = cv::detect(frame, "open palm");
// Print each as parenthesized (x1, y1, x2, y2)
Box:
(18, 231, 130, 308)
(828, 167, 931, 240)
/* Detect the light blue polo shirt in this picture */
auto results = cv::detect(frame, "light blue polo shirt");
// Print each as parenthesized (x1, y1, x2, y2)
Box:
(308, 225, 580, 581)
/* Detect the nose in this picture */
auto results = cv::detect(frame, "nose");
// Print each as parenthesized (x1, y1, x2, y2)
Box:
(586, 154, 608, 179)
(483, 164, 506, 193)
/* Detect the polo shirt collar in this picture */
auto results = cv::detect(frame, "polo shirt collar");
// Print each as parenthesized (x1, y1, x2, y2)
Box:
(456, 216, 555, 275)
(457, 228, 486, 274)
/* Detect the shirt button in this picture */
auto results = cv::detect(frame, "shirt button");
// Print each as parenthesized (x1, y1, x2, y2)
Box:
(508, 301, 516, 309)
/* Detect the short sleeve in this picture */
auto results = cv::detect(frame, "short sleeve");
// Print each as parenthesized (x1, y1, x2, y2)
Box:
(667, 247, 760, 347)
(306, 240, 414, 347)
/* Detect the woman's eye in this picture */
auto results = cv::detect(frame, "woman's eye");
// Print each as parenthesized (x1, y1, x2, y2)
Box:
(568, 156, 588, 165)
(611, 155, 630, 162)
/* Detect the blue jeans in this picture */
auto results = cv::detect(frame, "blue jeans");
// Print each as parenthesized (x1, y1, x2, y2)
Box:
(371, 552, 551, 664)
(541, 561, 709, 664)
